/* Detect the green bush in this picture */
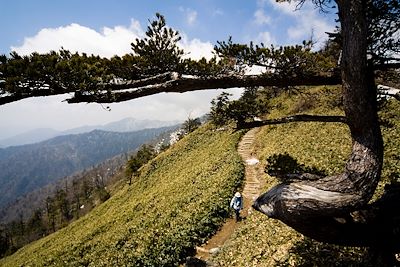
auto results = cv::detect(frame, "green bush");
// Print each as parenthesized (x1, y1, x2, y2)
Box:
(209, 88, 268, 127)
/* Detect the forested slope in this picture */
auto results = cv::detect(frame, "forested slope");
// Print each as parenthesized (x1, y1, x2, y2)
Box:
(0, 127, 174, 209)
(0, 124, 244, 266)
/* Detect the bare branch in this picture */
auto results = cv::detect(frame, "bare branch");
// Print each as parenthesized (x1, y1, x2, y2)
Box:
(67, 73, 341, 104)
(240, 114, 347, 129)
(385, 93, 400, 101)
(0, 89, 67, 105)
(373, 62, 400, 71)
(111, 72, 180, 88)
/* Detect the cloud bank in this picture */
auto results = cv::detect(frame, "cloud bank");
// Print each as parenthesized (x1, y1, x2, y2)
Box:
(251, 0, 335, 48)
(12, 20, 143, 57)
(3, 20, 236, 139)
(267, 0, 334, 46)
(11, 19, 214, 60)
(179, 7, 198, 26)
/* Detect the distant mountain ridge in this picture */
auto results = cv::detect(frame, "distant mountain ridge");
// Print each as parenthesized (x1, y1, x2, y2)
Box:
(0, 117, 181, 147)
(0, 126, 177, 210)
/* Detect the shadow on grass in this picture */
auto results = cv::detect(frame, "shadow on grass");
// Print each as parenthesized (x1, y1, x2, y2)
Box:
(276, 237, 375, 267)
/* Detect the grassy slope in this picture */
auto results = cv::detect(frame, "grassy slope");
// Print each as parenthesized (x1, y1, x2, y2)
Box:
(0, 125, 244, 266)
(213, 86, 400, 266)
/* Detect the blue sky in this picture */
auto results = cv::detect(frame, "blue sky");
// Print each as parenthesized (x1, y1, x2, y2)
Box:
(0, 0, 338, 140)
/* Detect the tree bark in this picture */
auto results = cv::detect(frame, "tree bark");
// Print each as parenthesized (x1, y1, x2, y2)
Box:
(66, 73, 340, 104)
(253, 0, 393, 252)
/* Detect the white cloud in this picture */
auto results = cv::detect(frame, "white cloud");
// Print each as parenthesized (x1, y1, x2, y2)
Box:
(0, 89, 243, 139)
(179, 7, 198, 26)
(256, 31, 276, 45)
(11, 18, 214, 61)
(187, 10, 198, 25)
(268, 0, 299, 14)
(179, 34, 214, 60)
(286, 9, 332, 45)
(3, 21, 237, 139)
(254, 9, 271, 25)
(11, 19, 143, 57)
(212, 8, 224, 16)
(267, 0, 335, 47)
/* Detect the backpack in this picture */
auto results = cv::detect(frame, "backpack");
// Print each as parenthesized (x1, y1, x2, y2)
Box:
(232, 197, 242, 210)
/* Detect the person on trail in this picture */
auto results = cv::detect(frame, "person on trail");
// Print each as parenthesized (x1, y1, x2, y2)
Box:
(230, 192, 243, 221)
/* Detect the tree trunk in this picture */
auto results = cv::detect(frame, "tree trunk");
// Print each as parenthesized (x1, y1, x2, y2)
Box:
(253, 0, 399, 254)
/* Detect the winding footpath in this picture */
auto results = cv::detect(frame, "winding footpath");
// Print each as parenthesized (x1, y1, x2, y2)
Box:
(187, 128, 264, 266)
(239, 128, 263, 211)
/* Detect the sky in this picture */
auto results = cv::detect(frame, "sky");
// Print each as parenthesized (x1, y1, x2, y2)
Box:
(0, 0, 338, 139)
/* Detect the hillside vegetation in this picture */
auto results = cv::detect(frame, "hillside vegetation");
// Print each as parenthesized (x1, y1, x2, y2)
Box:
(213, 86, 400, 266)
(0, 125, 244, 266)
(1, 85, 398, 266)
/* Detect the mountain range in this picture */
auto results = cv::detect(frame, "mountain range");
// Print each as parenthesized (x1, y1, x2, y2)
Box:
(0, 117, 181, 148)
(0, 126, 177, 210)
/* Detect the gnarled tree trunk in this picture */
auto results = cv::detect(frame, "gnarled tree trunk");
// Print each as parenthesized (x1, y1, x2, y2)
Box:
(253, 1, 399, 260)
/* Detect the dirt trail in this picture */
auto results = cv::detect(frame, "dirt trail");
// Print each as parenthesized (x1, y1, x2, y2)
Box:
(188, 128, 263, 266)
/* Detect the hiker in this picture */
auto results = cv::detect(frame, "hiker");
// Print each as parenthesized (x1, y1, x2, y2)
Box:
(230, 192, 243, 221)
